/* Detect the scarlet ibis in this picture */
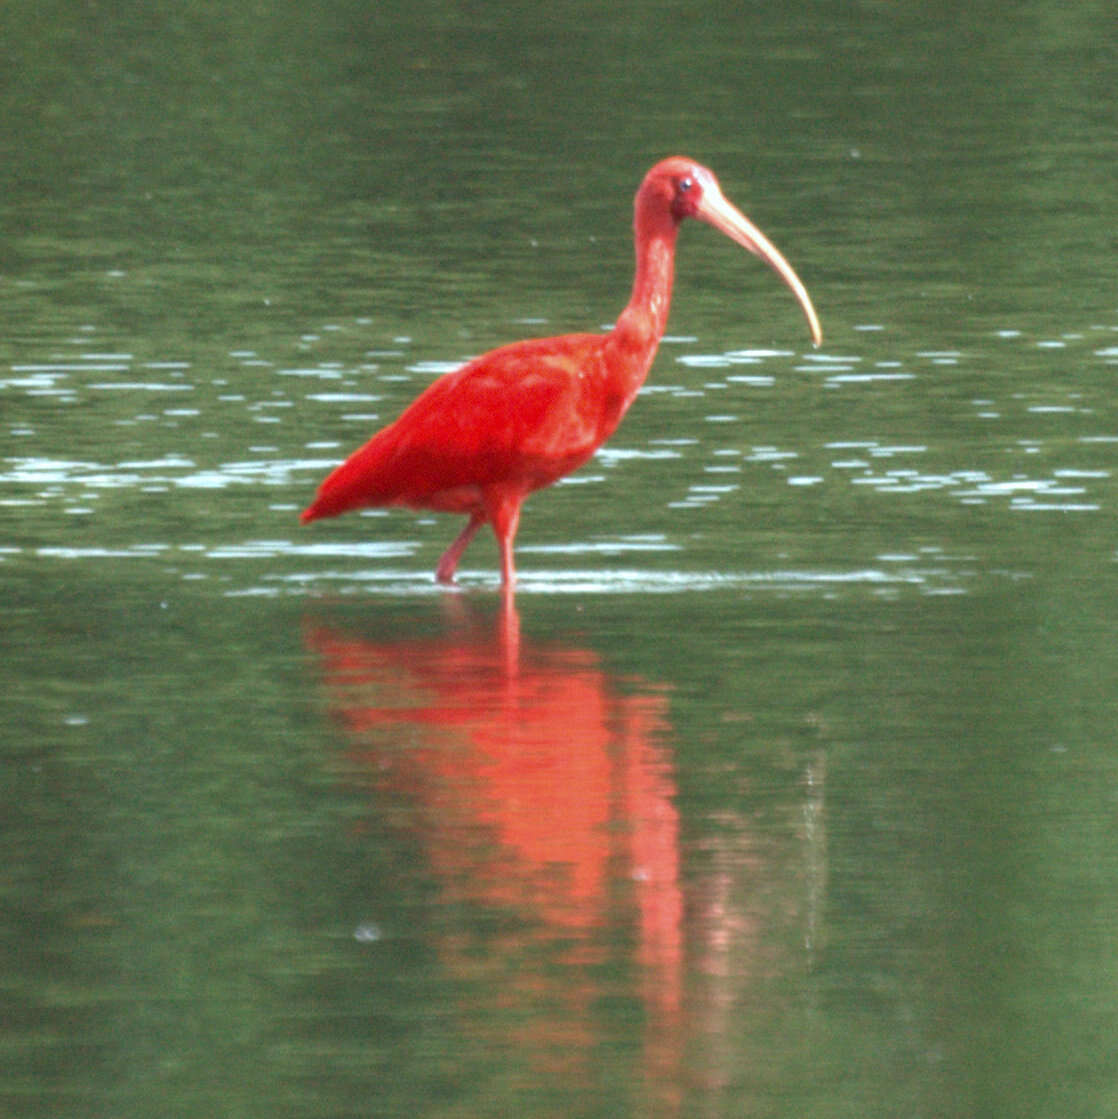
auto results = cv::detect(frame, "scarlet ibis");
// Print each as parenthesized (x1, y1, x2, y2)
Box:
(301, 157, 822, 586)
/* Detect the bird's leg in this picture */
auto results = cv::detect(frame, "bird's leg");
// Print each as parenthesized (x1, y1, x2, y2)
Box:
(498, 533, 516, 587)
(487, 496, 522, 588)
(436, 513, 484, 584)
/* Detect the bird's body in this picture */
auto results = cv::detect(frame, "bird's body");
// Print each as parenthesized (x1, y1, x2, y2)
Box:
(303, 333, 630, 518)
(301, 157, 821, 586)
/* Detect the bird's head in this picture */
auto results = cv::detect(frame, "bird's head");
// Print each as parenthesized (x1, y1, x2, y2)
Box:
(639, 157, 822, 347)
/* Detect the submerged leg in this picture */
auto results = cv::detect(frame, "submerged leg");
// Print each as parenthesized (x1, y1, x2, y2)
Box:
(436, 513, 484, 584)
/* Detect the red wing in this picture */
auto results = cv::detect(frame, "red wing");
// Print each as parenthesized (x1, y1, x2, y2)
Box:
(302, 334, 608, 520)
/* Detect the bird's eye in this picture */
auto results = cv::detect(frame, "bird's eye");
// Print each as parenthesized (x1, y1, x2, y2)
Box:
(678, 176, 693, 194)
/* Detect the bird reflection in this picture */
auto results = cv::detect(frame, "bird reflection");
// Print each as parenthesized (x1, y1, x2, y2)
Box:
(304, 597, 684, 1103)
(305, 598, 829, 1112)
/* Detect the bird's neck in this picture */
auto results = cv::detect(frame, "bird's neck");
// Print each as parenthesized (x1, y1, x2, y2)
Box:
(606, 220, 679, 405)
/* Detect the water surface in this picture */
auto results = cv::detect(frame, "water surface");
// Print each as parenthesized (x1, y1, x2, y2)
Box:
(4, 2, 1118, 1116)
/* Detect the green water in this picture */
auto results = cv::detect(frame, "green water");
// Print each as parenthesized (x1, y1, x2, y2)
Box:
(4, 2, 1118, 1116)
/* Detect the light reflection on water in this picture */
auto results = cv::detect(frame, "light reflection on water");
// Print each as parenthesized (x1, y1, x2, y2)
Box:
(9, 541, 992, 602)
(5, 324, 1118, 545)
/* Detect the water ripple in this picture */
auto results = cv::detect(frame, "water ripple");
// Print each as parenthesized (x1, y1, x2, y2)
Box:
(5, 319, 1117, 581)
(240, 563, 986, 599)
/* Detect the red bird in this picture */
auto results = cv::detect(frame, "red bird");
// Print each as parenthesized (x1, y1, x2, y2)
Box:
(301, 157, 822, 586)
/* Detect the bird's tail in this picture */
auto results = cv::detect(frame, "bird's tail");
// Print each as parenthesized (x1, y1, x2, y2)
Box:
(300, 484, 346, 523)
(300, 432, 398, 523)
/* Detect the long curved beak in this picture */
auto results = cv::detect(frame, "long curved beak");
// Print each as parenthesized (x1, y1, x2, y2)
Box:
(696, 182, 823, 347)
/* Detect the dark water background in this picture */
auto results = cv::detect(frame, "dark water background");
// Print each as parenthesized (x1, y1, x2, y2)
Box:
(3, 2, 1118, 1115)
